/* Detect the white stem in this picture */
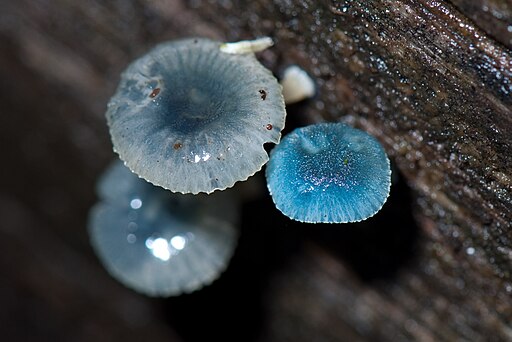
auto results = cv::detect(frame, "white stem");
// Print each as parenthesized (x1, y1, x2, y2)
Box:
(220, 37, 274, 54)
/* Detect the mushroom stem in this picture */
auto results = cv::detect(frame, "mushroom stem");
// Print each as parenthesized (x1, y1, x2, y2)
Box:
(220, 37, 274, 54)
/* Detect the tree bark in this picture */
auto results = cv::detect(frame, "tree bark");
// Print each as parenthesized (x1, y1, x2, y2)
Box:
(1, 0, 511, 341)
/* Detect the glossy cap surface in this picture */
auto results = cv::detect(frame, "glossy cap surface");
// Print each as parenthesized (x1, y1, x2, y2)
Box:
(266, 123, 391, 223)
(88, 161, 239, 296)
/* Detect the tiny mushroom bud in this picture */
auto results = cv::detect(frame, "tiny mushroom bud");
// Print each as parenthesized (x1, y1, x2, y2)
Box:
(88, 161, 239, 297)
(280, 65, 316, 105)
(220, 37, 274, 54)
(266, 123, 391, 223)
(106, 37, 286, 194)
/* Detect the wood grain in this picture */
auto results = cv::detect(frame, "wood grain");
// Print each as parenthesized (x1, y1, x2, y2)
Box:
(1, 0, 511, 340)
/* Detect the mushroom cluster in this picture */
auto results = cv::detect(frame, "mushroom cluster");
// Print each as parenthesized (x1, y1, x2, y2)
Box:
(89, 37, 392, 297)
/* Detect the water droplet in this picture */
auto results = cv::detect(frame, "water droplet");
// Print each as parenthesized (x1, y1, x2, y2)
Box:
(130, 198, 142, 209)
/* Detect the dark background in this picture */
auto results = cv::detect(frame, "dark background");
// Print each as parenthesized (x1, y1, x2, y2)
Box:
(1, 1, 511, 341)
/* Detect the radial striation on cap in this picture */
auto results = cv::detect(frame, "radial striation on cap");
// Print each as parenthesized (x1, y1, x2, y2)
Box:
(88, 161, 240, 297)
(106, 38, 286, 194)
(266, 123, 391, 223)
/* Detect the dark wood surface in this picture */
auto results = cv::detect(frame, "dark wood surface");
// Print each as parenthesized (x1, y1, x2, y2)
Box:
(1, 1, 511, 341)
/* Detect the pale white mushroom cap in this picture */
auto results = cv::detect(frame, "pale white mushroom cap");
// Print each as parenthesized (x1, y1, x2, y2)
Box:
(106, 38, 286, 194)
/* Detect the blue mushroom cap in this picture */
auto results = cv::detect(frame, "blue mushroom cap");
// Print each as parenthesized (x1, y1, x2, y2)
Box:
(88, 161, 239, 297)
(266, 123, 391, 223)
(106, 38, 286, 194)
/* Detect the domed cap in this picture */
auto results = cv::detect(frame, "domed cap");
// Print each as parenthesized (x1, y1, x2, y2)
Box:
(88, 161, 239, 297)
(106, 38, 286, 194)
(266, 123, 391, 223)
(280, 65, 315, 105)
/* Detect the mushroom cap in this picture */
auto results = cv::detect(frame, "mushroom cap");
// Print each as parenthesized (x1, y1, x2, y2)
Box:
(106, 38, 286, 194)
(88, 161, 239, 297)
(266, 123, 391, 223)
(280, 65, 316, 105)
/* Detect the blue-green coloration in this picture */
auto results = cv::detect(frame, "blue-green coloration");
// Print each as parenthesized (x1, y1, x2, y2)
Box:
(106, 38, 286, 194)
(88, 161, 239, 297)
(266, 123, 391, 223)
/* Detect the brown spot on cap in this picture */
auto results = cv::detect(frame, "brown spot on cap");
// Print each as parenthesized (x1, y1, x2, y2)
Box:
(259, 89, 267, 100)
(173, 142, 183, 150)
(266, 124, 273, 130)
(149, 88, 161, 98)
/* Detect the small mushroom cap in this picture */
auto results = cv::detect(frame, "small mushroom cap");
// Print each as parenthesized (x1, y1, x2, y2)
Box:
(88, 161, 239, 297)
(266, 123, 391, 223)
(280, 65, 316, 105)
(106, 38, 286, 194)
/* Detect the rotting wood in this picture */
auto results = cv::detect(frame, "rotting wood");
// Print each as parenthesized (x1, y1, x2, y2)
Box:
(0, 0, 511, 340)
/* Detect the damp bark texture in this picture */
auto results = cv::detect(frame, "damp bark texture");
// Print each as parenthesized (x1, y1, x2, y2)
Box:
(0, 0, 511, 341)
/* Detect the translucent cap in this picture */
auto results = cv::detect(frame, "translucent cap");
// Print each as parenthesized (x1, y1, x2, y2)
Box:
(106, 38, 286, 194)
(88, 161, 239, 296)
(266, 123, 391, 223)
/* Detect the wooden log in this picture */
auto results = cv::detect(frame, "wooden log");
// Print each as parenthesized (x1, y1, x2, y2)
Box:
(0, 0, 510, 340)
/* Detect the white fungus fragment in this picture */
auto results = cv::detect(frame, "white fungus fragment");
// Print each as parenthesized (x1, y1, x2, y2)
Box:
(220, 37, 274, 54)
(280, 65, 316, 105)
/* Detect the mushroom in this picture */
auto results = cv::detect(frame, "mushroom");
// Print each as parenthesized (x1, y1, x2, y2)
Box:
(106, 37, 286, 194)
(220, 37, 274, 54)
(88, 161, 240, 297)
(280, 65, 316, 105)
(265, 123, 391, 223)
